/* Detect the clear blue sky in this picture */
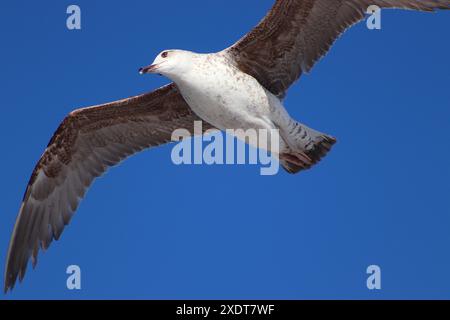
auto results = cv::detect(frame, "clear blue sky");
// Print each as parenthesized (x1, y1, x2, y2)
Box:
(0, 1, 449, 299)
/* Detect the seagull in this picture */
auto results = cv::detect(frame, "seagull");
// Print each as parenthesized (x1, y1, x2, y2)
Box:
(4, 0, 449, 293)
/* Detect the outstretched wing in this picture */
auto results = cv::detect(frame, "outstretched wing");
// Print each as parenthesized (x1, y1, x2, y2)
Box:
(4, 83, 214, 292)
(225, 0, 449, 98)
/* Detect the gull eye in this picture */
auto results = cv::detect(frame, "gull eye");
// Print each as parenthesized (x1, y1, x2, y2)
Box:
(161, 51, 168, 58)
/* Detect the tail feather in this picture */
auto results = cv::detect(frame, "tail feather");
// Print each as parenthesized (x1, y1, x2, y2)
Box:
(280, 130, 336, 174)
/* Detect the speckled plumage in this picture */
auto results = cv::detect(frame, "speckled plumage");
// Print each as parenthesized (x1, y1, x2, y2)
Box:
(165, 52, 335, 158)
(4, 84, 215, 292)
(226, 0, 450, 99)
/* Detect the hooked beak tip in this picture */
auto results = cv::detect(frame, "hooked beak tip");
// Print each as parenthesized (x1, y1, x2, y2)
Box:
(139, 64, 158, 75)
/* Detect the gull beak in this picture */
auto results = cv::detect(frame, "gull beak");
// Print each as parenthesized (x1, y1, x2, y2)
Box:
(139, 64, 158, 75)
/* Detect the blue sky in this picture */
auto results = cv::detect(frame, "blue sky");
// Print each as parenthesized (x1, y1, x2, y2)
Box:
(0, 1, 449, 299)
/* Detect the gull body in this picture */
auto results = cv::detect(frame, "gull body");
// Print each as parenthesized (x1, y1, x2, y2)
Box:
(169, 52, 280, 133)
(142, 50, 334, 159)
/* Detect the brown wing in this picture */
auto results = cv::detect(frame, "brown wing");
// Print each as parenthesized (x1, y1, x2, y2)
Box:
(225, 0, 449, 98)
(4, 83, 214, 292)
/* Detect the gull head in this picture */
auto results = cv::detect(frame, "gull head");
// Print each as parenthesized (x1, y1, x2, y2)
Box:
(139, 50, 195, 79)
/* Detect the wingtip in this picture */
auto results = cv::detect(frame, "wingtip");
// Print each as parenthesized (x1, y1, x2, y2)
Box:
(4, 285, 12, 294)
(4, 261, 13, 294)
(3, 275, 15, 294)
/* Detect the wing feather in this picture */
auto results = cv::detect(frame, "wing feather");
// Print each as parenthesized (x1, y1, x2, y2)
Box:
(225, 0, 449, 98)
(4, 83, 214, 292)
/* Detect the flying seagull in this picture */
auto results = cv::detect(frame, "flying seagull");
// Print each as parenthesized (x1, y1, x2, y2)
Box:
(4, 0, 449, 292)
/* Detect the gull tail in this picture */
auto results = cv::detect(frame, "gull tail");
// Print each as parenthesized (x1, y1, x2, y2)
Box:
(280, 123, 336, 174)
